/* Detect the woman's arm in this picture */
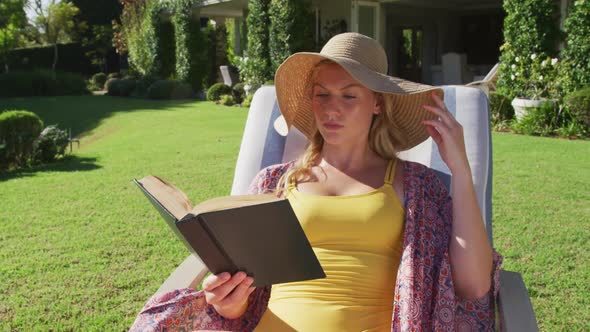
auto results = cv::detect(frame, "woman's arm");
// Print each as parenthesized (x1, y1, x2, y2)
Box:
(422, 92, 493, 300)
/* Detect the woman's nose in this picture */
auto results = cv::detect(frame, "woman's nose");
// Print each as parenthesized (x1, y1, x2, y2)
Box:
(320, 97, 341, 116)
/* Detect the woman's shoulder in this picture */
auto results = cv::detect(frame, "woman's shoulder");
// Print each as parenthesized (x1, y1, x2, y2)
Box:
(402, 160, 450, 197)
(247, 160, 296, 194)
(258, 160, 296, 178)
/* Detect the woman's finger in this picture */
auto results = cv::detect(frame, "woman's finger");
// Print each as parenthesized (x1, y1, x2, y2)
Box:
(205, 272, 248, 305)
(423, 119, 451, 139)
(202, 272, 231, 292)
(219, 277, 255, 307)
(423, 104, 454, 129)
(431, 91, 447, 111)
(424, 122, 442, 145)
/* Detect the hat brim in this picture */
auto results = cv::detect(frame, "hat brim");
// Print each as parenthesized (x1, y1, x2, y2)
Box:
(274, 52, 443, 151)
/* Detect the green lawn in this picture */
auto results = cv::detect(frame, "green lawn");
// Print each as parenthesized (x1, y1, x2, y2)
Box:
(0, 95, 588, 331)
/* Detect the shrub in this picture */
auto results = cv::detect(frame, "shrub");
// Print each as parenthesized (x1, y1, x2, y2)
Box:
(120, 0, 162, 78)
(91, 72, 108, 87)
(268, 0, 314, 74)
(147, 80, 193, 99)
(108, 72, 121, 79)
(560, 0, 590, 94)
(173, 0, 212, 91)
(512, 102, 556, 136)
(32, 125, 69, 164)
(0, 70, 89, 97)
(130, 77, 158, 98)
(106, 78, 136, 97)
(489, 92, 515, 127)
(207, 83, 232, 101)
(232, 82, 246, 103)
(217, 94, 235, 106)
(563, 86, 590, 130)
(242, 93, 254, 108)
(496, 0, 561, 100)
(0, 110, 44, 170)
(241, 0, 272, 85)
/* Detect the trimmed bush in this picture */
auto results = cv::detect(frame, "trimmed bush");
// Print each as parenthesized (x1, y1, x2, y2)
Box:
(0, 70, 89, 97)
(0, 110, 44, 170)
(32, 125, 69, 164)
(207, 83, 232, 101)
(217, 94, 235, 106)
(106, 78, 136, 97)
(564, 86, 590, 129)
(8, 43, 98, 75)
(108, 72, 122, 79)
(489, 92, 515, 127)
(232, 82, 246, 103)
(147, 80, 193, 99)
(92, 72, 108, 87)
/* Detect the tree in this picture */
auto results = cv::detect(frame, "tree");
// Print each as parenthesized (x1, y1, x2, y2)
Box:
(268, 0, 314, 74)
(82, 25, 113, 73)
(32, 0, 81, 74)
(0, 0, 27, 72)
(243, 0, 272, 84)
(561, 0, 590, 94)
(70, 0, 122, 26)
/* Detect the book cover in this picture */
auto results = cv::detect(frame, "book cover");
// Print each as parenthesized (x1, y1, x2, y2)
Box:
(134, 176, 325, 287)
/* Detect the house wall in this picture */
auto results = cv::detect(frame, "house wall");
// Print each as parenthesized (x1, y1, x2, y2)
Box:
(310, 0, 352, 46)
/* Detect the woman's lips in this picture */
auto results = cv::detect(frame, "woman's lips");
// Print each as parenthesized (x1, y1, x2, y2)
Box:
(323, 122, 343, 130)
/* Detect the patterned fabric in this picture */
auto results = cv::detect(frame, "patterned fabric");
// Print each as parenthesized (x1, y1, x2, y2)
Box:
(130, 161, 502, 332)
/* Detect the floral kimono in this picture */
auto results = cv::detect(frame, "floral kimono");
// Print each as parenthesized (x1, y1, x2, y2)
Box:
(131, 161, 502, 331)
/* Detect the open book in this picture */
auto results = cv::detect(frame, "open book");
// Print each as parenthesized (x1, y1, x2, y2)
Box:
(133, 175, 325, 287)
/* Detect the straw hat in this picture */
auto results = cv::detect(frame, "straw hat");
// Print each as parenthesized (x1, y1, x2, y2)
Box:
(274, 32, 444, 151)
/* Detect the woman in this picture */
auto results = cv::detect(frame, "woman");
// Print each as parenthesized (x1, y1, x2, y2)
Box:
(131, 32, 501, 331)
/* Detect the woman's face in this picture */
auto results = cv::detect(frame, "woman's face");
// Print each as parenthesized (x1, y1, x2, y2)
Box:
(311, 63, 381, 146)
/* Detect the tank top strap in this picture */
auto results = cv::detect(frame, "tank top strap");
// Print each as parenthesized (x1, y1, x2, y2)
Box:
(383, 159, 397, 185)
(287, 175, 297, 190)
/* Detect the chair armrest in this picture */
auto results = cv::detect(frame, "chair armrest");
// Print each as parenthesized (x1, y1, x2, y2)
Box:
(157, 254, 209, 294)
(498, 270, 538, 332)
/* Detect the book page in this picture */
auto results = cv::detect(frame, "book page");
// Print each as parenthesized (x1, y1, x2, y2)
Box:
(137, 176, 193, 220)
(190, 194, 281, 216)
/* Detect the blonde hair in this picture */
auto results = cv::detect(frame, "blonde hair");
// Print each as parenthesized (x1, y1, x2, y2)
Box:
(276, 60, 407, 196)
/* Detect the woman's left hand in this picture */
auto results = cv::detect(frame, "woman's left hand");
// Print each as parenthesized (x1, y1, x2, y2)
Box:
(422, 91, 470, 174)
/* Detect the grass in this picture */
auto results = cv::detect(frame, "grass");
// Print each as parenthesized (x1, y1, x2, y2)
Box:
(0, 95, 588, 331)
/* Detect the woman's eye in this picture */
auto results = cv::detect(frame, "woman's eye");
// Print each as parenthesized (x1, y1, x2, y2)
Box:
(343, 95, 356, 99)
(314, 93, 328, 97)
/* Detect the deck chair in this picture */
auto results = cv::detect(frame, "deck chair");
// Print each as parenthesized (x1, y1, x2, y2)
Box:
(157, 85, 538, 331)
(466, 63, 499, 97)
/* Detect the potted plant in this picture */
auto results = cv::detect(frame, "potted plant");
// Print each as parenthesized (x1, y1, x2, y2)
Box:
(510, 53, 560, 120)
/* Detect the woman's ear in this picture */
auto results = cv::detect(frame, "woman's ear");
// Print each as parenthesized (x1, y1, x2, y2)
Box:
(373, 94, 383, 114)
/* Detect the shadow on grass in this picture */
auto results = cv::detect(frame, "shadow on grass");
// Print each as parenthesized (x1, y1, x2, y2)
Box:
(0, 155, 101, 182)
(0, 95, 204, 138)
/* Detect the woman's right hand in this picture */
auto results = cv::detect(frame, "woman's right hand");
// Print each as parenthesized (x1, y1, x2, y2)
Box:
(202, 271, 256, 319)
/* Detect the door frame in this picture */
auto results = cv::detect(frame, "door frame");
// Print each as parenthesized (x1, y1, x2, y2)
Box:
(351, 0, 380, 42)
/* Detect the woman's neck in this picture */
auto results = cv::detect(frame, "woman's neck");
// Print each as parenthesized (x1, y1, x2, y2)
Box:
(319, 142, 384, 172)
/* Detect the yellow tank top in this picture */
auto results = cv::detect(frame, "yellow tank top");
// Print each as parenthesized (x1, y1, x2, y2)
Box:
(254, 159, 404, 332)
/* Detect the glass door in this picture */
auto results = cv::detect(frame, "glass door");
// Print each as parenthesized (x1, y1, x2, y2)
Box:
(351, 1, 380, 41)
(397, 26, 423, 82)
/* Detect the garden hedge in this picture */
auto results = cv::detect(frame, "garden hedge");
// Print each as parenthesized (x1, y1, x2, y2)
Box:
(0, 70, 88, 97)
(0, 110, 44, 170)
